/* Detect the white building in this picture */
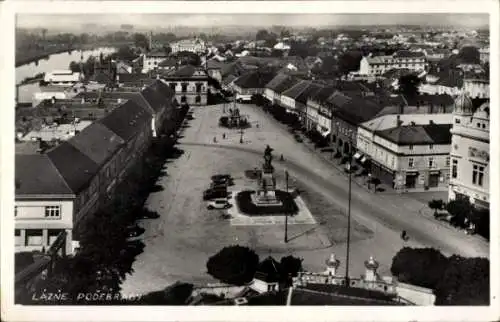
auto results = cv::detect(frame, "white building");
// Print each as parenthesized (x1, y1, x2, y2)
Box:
(463, 77, 489, 99)
(142, 51, 170, 73)
(359, 51, 426, 76)
(170, 38, 206, 54)
(43, 70, 82, 86)
(448, 94, 489, 209)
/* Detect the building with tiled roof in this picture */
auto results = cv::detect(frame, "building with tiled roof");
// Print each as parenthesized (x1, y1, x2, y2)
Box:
(230, 70, 276, 97)
(280, 80, 312, 112)
(263, 74, 299, 106)
(14, 78, 178, 257)
(142, 50, 170, 73)
(160, 66, 209, 106)
(357, 111, 453, 191)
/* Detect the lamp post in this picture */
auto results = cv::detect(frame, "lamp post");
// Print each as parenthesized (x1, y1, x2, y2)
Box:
(368, 173, 372, 190)
(284, 170, 289, 243)
(345, 130, 353, 287)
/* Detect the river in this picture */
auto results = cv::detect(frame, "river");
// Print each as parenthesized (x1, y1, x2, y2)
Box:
(16, 47, 116, 104)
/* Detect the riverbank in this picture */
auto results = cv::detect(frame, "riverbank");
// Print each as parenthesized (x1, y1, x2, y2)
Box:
(15, 42, 131, 67)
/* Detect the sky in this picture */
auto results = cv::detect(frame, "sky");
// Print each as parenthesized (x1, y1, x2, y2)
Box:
(16, 13, 489, 29)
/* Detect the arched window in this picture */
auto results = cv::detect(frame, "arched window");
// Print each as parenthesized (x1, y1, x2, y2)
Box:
(181, 96, 187, 103)
(195, 95, 201, 103)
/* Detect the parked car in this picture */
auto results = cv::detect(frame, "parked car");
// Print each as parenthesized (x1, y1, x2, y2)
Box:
(127, 225, 145, 238)
(211, 174, 232, 181)
(139, 210, 160, 219)
(210, 181, 229, 190)
(207, 198, 231, 210)
(203, 188, 229, 200)
(212, 177, 233, 186)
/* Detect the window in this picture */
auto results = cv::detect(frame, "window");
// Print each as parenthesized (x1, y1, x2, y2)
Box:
(428, 157, 434, 168)
(429, 144, 433, 149)
(169, 83, 177, 91)
(14, 206, 17, 217)
(45, 206, 61, 218)
(181, 83, 188, 93)
(446, 156, 450, 167)
(409, 145, 414, 150)
(455, 118, 461, 124)
(482, 123, 486, 129)
(26, 229, 43, 246)
(196, 83, 202, 93)
(477, 122, 481, 128)
(472, 164, 485, 186)
(408, 158, 414, 168)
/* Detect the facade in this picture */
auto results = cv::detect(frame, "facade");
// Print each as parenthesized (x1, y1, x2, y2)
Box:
(448, 94, 489, 209)
(15, 154, 76, 255)
(142, 51, 170, 73)
(357, 114, 453, 191)
(161, 65, 209, 106)
(359, 51, 426, 76)
(43, 70, 82, 86)
(463, 78, 489, 99)
(170, 39, 206, 54)
(263, 74, 297, 106)
(231, 71, 276, 97)
(479, 47, 489, 63)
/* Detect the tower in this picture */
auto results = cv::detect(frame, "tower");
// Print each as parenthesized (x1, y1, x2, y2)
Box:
(325, 253, 340, 276)
(364, 256, 379, 282)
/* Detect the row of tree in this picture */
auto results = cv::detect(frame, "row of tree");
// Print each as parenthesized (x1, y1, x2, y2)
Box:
(428, 198, 489, 240)
(391, 247, 489, 305)
(16, 108, 190, 305)
(206, 245, 303, 288)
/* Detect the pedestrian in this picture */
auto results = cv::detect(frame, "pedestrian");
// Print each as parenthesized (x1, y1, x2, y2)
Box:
(256, 123, 259, 128)
(401, 230, 408, 241)
(280, 154, 284, 161)
(213, 136, 217, 143)
(222, 133, 226, 139)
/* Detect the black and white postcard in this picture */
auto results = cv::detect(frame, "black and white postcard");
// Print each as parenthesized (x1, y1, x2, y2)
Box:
(1, 1, 498, 321)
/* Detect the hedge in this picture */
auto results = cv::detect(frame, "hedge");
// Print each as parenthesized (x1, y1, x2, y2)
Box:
(235, 190, 299, 216)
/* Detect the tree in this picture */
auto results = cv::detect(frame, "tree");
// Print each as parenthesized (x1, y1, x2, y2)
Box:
(398, 74, 421, 99)
(256, 29, 270, 41)
(428, 199, 445, 217)
(133, 33, 149, 50)
(279, 255, 303, 286)
(434, 255, 489, 305)
(446, 198, 474, 228)
(337, 51, 363, 77)
(206, 245, 260, 285)
(69, 61, 81, 73)
(391, 247, 449, 290)
(457, 46, 480, 64)
(110, 46, 138, 62)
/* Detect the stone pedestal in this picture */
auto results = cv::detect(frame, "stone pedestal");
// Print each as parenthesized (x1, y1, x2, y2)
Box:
(253, 172, 282, 206)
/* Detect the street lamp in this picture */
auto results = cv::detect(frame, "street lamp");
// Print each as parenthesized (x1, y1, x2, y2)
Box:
(368, 173, 372, 190)
(344, 130, 353, 287)
(284, 170, 289, 243)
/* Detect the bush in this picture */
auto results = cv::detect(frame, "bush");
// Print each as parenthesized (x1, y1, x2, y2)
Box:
(235, 190, 299, 216)
(391, 247, 449, 290)
(435, 255, 489, 305)
(206, 245, 260, 285)
(135, 282, 194, 305)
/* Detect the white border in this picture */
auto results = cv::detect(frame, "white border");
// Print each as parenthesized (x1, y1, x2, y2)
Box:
(1, 1, 499, 322)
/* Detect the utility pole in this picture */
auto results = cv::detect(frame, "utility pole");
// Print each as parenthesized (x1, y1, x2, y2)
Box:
(284, 169, 289, 243)
(345, 134, 353, 288)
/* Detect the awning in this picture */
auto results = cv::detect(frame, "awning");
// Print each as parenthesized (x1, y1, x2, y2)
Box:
(360, 156, 369, 164)
(353, 152, 362, 160)
(405, 171, 419, 176)
(429, 170, 441, 175)
(321, 130, 331, 138)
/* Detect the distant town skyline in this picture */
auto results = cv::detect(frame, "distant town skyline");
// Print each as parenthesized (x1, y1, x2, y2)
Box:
(17, 13, 489, 30)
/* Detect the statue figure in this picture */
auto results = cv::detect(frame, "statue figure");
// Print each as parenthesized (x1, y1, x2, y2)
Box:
(264, 145, 273, 171)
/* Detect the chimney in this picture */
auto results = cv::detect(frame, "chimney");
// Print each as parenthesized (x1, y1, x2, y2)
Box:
(364, 256, 379, 282)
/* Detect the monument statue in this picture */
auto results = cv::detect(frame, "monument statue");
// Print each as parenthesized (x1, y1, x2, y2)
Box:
(263, 145, 274, 173)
